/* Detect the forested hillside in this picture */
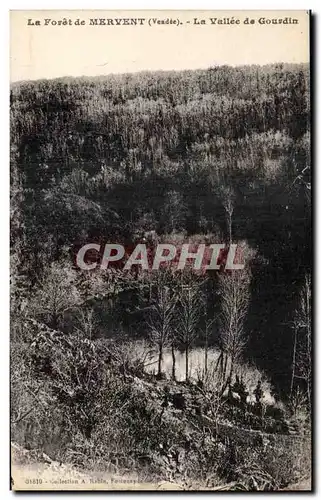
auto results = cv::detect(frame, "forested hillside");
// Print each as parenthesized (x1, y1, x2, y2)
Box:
(10, 64, 311, 489)
(11, 63, 310, 388)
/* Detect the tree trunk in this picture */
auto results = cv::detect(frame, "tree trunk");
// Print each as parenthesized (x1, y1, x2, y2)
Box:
(204, 334, 208, 378)
(158, 344, 163, 376)
(228, 354, 235, 384)
(222, 351, 228, 383)
(185, 345, 189, 381)
(51, 311, 58, 330)
(219, 352, 230, 397)
(307, 378, 311, 415)
(215, 350, 224, 391)
(228, 214, 232, 244)
(171, 343, 176, 381)
(290, 326, 298, 397)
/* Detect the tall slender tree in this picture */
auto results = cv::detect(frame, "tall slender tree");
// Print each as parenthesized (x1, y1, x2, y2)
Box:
(291, 274, 312, 411)
(148, 285, 176, 377)
(217, 270, 251, 393)
(177, 284, 203, 381)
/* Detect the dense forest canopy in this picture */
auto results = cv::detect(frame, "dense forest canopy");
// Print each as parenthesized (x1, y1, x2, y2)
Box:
(10, 63, 311, 395)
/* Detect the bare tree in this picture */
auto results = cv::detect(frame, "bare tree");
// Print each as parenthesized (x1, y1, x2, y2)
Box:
(291, 274, 311, 411)
(76, 308, 97, 340)
(217, 270, 251, 393)
(177, 284, 203, 381)
(290, 323, 298, 398)
(148, 285, 176, 377)
(196, 361, 227, 431)
(202, 304, 215, 378)
(31, 261, 81, 330)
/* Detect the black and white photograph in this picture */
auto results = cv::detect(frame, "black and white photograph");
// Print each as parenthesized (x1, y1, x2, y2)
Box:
(10, 10, 311, 491)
